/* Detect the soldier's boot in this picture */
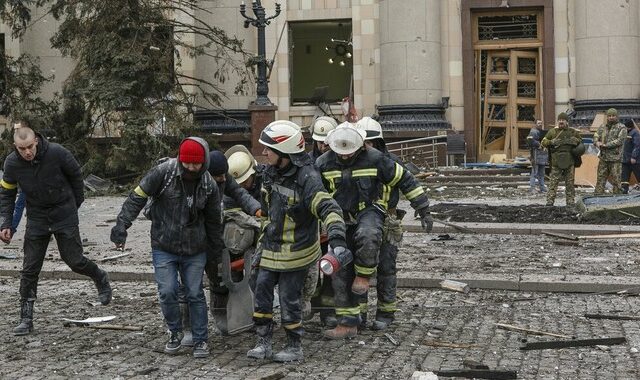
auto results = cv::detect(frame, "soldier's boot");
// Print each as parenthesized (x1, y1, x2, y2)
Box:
(371, 311, 395, 331)
(319, 310, 338, 328)
(13, 299, 34, 336)
(273, 331, 304, 362)
(180, 302, 194, 347)
(247, 323, 273, 359)
(323, 324, 357, 340)
(92, 269, 112, 306)
(622, 183, 630, 194)
(351, 276, 369, 295)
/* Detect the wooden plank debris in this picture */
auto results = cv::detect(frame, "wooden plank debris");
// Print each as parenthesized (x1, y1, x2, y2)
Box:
(440, 280, 470, 294)
(433, 218, 475, 234)
(99, 252, 132, 262)
(462, 359, 489, 370)
(520, 337, 626, 350)
(494, 322, 573, 339)
(384, 333, 400, 346)
(578, 233, 640, 240)
(618, 210, 639, 218)
(434, 369, 517, 379)
(541, 230, 578, 241)
(584, 313, 640, 321)
(553, 240, 581, 247)
(88, 324, 144, 331)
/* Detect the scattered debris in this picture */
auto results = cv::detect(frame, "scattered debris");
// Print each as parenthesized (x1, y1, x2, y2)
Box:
(578, 233, 640, 240)
(0, 252, 17, 259)
(423, 340, 478, 349)
(410, 371, 438, 380)
(61, 316, 116, 326)
(434, 369, 517, 379)
(384, 333, 399, 346)
(431, 234, 455, 241)
(134, 368, 159, 376)
(618, 210, 639, 218)
(520, 337, 626, 350)
(84, 174, 112, 192)
(433, 218, 475, 233)
(553, 240, 581, 247)
(85, 324, 144, 331)
(494, 322, 573, 339)
(440, 280, 470, 294)
(99, 252, 132, 262)
(462, 359, 489, 370)
(541, 231, 578, 241)
(258, 373, 285, 380)
(584, 313, 640, 321)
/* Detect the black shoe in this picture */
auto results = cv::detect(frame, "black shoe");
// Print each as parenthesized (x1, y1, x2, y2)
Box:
(94, 270, 112, 305)
(164, 330, 184, 354)
(193, 341, 209, 358)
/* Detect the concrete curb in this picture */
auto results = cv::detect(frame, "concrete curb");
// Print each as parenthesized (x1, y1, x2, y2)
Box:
(403, 221, 640, 236)
(2, 269, 639, 294)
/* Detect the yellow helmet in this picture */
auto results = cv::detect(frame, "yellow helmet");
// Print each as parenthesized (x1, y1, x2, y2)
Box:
(225, 145, 257, 184)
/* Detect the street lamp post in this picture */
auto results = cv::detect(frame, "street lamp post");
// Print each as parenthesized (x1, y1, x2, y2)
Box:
(240, 0, 281, 106)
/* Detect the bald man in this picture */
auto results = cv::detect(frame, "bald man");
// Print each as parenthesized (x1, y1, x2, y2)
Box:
(0, 121, 112, 336)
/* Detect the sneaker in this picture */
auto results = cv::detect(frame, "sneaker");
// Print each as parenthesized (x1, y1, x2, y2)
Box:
(193, 341, 209, 358)
(164, 330, 184, 354)
(181, 331, 194, 347)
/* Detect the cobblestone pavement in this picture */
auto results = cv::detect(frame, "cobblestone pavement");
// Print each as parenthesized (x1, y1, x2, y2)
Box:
(1, 277, 639, 379)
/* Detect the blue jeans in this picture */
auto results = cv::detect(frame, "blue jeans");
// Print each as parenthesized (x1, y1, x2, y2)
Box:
(530, 164, 546, 191)
(12, 191, 26, 234)
(152, 250, 208, 343)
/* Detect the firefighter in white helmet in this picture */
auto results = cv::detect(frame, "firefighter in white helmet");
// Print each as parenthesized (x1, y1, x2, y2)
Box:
(247, 120, 348, 362)
(355, 116, 433, 330)
(315, 121, 432, 339)
(309, 116, 339, 162)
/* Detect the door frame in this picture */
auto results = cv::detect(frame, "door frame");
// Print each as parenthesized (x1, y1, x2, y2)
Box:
(461, 0, 555, 162)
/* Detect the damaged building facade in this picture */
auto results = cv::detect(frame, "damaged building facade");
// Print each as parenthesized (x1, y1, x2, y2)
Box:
(2, 0, 640, 161)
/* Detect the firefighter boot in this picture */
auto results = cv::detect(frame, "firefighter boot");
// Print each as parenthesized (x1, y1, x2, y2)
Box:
(247, 323, 273, 359)
(351, 276, 369, 295)
(323, 324, 357, 340)
(93, 269, 112, 305)
(13, 299, 34, 336)
(320, 310, 338, 328)
(273, 331, 304, 362)
(371, 311, 395, 331)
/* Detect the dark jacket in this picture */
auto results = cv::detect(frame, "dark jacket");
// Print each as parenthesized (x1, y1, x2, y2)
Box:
(0, 133, 84, 232)
(527, 127, 549, 165)
(623, 127, 640, 164)
(259, 153, 346, 271)
(315, 147, 430, 220)
(111, 137, 223, 256)
(223, 163, 265, 209)
(216, 172, 260, 215)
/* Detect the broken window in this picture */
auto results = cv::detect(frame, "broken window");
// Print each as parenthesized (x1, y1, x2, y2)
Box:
(477, 14, 538, 41)
(289, 20, 352, 105)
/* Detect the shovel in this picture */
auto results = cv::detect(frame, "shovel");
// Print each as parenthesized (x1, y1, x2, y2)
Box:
(216, 248, 254, 335)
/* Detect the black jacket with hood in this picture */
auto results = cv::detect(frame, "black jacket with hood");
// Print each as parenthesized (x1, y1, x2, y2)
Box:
(0, 132, 84, 232)
(110, 137, 223, 256)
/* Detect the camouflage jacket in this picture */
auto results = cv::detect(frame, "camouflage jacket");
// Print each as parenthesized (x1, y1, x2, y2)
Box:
(541, 126, 582, 169)
(594, 122, 627, 162)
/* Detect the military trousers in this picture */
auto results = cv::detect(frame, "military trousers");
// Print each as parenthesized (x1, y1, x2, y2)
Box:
(546, 166, 576, 206)
(595, 160, 622, 195)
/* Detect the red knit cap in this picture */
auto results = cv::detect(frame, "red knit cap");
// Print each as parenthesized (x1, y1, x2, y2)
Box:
(179, 139, 205, 163)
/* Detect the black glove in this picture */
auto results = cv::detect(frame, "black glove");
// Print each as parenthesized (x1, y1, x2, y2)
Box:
(329, 237, 347, 250)
(110, 225, 127, 247)
(418, 208, 433, 232)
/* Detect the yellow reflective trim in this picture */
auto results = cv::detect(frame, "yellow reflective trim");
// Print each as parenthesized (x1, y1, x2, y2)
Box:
(376, 199, 388, 209)
(335, 307, 361, 316)
(377, 301, 397, 312)
(311, 192, 333, 218)
(381, 183, 392, 205)
(253, 312, 273, 319)
(282, 214, 295, 244)
(0, 180, 17, 190)
(284, 322, 302, 330)
(354, 264, 376, 276)
(323, 212, 344, 227)
(322, 170, 341, 193)
(405, 186, 425, 200)
(359, 303, 368, 313)
(260, 241, 321, 271)
(134, 186, 148, 198)
(388, 163, 403, 188)
(352, 168, 377, 177)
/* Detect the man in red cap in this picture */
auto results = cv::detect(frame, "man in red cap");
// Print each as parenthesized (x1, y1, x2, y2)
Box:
(111, 137, 223, 359)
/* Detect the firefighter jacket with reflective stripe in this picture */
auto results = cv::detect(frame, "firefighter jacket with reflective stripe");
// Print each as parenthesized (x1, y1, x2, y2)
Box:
(111, 137, 224, 256)
(0, 133, 84, 232)
(259, 159, 346, 272)
(315, 148, 430, 218)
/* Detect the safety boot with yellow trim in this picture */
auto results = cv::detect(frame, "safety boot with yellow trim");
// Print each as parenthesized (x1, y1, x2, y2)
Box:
(247, 323, 273, 359)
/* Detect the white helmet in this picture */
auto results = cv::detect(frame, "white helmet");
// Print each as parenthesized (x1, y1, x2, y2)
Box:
(357, 116, 383, 141)
(259, 120, 305, 154)
(311, 116, 338, 142)
(225, 145, 257, 184)
(326, 122, 365, 155)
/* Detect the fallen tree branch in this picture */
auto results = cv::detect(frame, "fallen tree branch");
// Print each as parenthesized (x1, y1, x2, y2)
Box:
(423, 340, 479, 349)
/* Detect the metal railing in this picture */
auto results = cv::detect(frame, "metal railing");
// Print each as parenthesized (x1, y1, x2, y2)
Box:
(386, 135, 448, 169)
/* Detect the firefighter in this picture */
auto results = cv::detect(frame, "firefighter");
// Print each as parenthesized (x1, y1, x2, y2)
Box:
(356, 116, 433, 330)
(315, 123, 432, 339)
(247, 120, 348, 362)
(309, 116, 339, 161)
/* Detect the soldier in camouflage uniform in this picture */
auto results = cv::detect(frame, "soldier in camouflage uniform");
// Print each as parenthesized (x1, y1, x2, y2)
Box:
(593, 108, 627, 195)
(541, 112, 582, 208)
